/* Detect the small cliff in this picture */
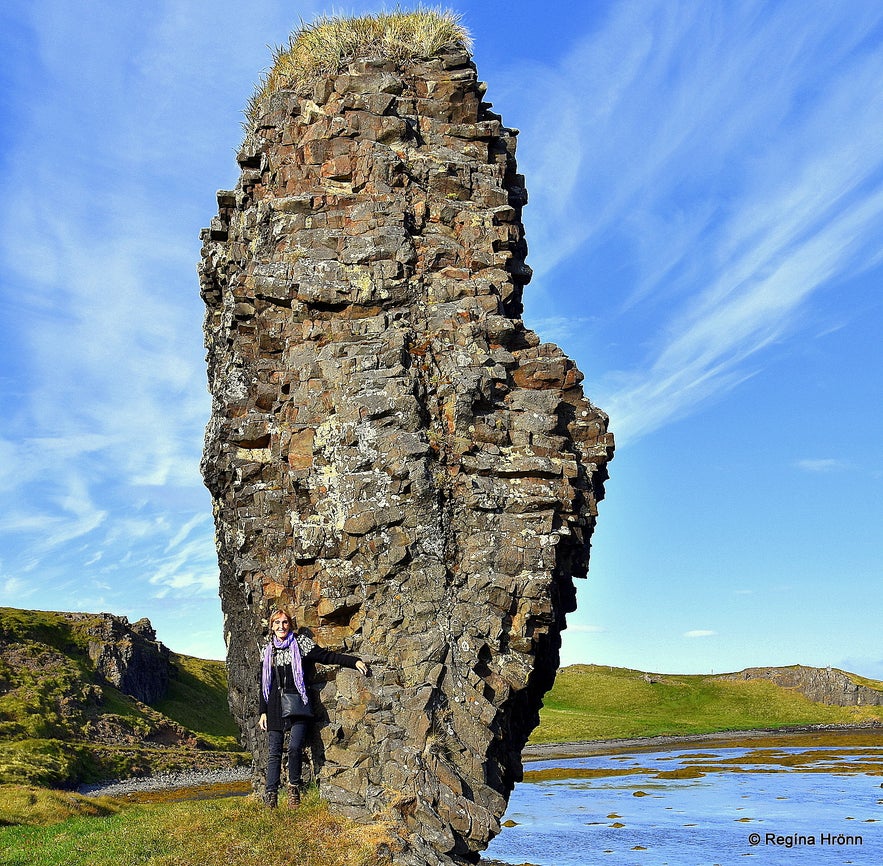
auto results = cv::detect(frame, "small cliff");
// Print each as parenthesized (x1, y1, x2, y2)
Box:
(198, 13, 613, 864)
(0, 607, 244, 787)
(75, 612, 171, 705)
(717, 666, 883, 707)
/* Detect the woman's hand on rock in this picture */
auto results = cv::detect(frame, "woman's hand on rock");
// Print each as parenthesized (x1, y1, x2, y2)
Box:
(355, 660, 369, 676)
(258, 712, 268, 731)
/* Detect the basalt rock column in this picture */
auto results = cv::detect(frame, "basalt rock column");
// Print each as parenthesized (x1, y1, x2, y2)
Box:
(199, 37, 613, 865)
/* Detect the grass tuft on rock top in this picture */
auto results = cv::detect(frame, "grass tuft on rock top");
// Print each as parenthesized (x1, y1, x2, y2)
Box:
(247, 5, 471, 121)
(531, 664, 883, 743)
(0, 787, 396, 866)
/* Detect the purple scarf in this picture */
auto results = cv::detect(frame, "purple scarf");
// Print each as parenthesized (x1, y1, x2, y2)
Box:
(261, 631, 308, 705)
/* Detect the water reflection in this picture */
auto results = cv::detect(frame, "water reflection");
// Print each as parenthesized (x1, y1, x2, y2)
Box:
(485, 740, 882, 865)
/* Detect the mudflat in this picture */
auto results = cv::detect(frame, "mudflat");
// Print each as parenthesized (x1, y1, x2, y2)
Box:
(523, 724, 882, 762)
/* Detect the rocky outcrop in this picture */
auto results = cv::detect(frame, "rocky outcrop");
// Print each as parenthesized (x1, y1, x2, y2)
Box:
(199, 40, 612, 864)
(0, 607, 247, 788)
(72, 613, 172, 705)
(718, 666, 883, 707)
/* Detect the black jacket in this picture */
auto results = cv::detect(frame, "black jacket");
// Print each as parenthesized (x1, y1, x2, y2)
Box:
(258, 633, 359, 730)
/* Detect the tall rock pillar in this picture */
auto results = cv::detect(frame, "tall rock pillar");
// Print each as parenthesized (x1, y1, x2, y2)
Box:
(199, 30, 613, 865)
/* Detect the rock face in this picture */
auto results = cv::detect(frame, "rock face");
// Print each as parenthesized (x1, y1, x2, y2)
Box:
(74, 613, 172, 705)
(718, 666, 883, 707)
(199, 44, 613, 864)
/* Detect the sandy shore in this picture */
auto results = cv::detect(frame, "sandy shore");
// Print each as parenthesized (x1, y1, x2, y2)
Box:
(522, 723, 882, 762)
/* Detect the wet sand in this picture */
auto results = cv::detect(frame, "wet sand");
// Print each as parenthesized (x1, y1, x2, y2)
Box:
(522, 723, 882, 762)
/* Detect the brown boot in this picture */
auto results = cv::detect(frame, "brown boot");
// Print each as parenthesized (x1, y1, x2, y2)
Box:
(263, 790, 277, 808)
(287, 785, 301, 808)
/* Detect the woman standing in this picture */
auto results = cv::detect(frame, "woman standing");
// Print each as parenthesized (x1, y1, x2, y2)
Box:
(258, 608, 369, 807)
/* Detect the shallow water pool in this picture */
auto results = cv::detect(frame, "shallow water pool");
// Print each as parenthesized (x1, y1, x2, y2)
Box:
(484, 742, 882, 865)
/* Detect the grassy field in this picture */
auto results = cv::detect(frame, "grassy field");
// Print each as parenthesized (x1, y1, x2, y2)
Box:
(531, 664, 883, 743)
(0, 786, 395, 866)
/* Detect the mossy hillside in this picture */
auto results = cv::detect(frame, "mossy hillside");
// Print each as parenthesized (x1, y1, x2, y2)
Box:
(844, 669, 883, 691)
(532, 664, 883, 743)
(0, 608, 246, 787)
(0, 784, 121, 827)
(154, 653, 240, 745)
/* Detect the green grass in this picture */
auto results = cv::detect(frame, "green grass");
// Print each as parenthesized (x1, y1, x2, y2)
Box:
(531, 664, 883, 743)
(0, 785, 121, 827)
(0, 608, 95, 655)
(0, 740, 93, 788)
(154, 654, 239, 749)
(0, 608, 247, 787)
(846, 669, 883, 690)
(247, 6, 472, 121)
(0, 788, 395, 866)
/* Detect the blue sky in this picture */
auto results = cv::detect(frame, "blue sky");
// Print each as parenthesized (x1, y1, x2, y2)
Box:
(1, 1, 881, 677)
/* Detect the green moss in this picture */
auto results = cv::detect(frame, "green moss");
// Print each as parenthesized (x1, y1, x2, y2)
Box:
(0, 740, 92, 788)
(0, 608, 95, 657)
(0, 643, 95, 740)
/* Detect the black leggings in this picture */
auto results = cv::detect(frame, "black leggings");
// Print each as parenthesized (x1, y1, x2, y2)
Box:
(266, 720, 308, 792)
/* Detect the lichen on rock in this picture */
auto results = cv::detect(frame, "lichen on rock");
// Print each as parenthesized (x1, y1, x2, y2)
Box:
(199, 13, 613, 864)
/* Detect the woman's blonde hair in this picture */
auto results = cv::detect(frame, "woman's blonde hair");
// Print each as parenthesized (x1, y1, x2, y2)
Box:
(268, 608, 292, 628)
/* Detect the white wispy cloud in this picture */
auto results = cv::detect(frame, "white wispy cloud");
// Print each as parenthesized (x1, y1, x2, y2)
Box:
(523, 315, 597, 346)
(499, 0, 883, 443)
(166, 513, 212, 553)
(567, 623, 608, 634)
(684, 630, 717, 639)
(0, 576, 38, 603)
(794, 459, 847, 473)
(0, 2, 242, 640)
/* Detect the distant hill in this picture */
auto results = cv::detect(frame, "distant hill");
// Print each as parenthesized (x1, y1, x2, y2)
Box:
(533, 663, 883, 744)
(5, 606, 881, 789)
(0, 607, 248, 788)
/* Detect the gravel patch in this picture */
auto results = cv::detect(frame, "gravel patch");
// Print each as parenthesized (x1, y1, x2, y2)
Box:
(78, 765, 253, 799)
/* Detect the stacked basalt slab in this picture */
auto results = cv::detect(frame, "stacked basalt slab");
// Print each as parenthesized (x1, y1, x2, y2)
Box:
(199, 45, 613, 865)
